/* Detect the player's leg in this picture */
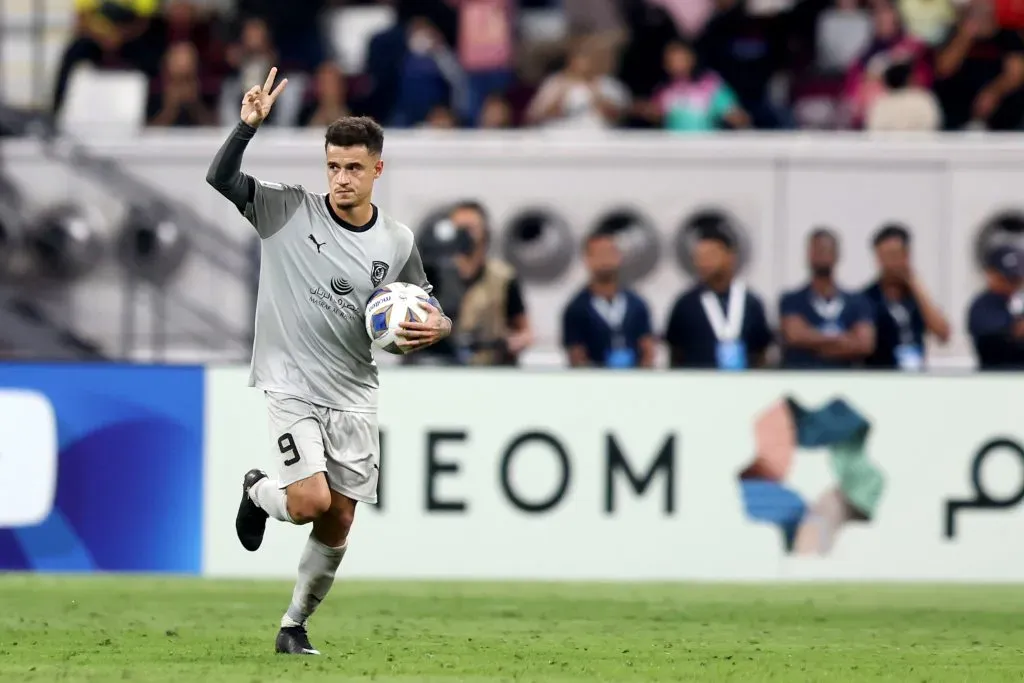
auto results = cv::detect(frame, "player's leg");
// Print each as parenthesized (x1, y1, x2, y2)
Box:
(275, 490, 356, 655)
(274, 409, 380, 655)
(236, 393, 332, 551)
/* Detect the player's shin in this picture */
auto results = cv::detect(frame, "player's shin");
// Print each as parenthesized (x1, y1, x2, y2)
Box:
(250, 478, 295, 523)
(281, 533, 348, 628)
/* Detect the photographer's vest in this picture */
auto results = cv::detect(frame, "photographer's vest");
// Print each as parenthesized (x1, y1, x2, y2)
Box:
(457, 259, 515, 365)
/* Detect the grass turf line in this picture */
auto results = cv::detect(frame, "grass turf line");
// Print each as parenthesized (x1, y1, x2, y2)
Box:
(0, 576, 1022, 682)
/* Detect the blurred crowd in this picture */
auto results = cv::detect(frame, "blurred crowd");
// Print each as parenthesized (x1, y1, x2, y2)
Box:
(50, 0, 1024, 132)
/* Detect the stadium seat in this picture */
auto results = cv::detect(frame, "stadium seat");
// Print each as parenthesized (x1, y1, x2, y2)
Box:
(58, 67, 147, 138)
(328, 5, 396, 75)
(520, 7, 568, 43)
(816, 9, 872, 74)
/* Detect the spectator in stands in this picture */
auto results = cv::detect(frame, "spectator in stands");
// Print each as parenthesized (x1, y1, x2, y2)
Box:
(637, 40, 750, 132)
(52, 0, 162, 114)
(454, 0, 516, 126)
(934, 0, 1024, 130)
(841, 2, 931, 129)
(299, 62, 350, 127)
(696, 0, 788, 128)
(779, 229, 876, 369)
(412, 201, 532, 366)
(156, 0, 227, 104)
(526, 40, 631, 129)
(221, 18, 290, 126)
(390, 16, 470, 127)
(362, 0, 458, 123)
(617, 2, 683, 115)
(865, 57, 942, 130)
(665, 227, 772, 369)
(147, 41, 216, 126)
(967, 245, 1024, 369)
(234, 0, 328, 74)
(561, 232, 656, 368)
(479, 93, 514, 128)
(861, 224, 950, 370)
(423, 105, 460, 128)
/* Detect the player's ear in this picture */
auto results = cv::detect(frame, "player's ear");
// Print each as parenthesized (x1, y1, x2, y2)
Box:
(374, 159, 384, 179)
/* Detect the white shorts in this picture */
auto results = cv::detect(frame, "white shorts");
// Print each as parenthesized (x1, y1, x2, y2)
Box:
(264, 391, 380, 504)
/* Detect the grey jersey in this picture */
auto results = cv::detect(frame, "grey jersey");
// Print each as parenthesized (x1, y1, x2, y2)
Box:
(244, 179, 432, 412)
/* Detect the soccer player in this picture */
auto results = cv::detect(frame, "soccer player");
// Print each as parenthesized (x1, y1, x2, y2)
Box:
(205, 68, 452, 655)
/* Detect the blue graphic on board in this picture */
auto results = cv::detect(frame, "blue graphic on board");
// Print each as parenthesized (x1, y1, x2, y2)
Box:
(0, 364, 204, 573)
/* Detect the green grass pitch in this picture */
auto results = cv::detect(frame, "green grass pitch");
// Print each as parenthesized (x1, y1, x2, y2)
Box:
(0, 576, 1022, 682)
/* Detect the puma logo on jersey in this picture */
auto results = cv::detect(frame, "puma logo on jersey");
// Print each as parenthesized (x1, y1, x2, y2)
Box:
(308, 234, 326, 253)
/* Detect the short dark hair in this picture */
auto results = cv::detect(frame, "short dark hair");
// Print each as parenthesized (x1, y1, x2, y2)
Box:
(695, 226, 735, 251)
(325, 116, 384, 156)
(450, 200, 489, 226)
(809, 227, 838, 247)
(585, 229, 618, 251)
(872, 223, 911, 248)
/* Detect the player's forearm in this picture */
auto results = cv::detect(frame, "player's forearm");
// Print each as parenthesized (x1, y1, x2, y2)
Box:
(206, 121, 257, 212)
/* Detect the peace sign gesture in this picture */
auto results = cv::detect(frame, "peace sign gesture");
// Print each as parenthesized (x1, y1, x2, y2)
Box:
(240, 67, 288, 127)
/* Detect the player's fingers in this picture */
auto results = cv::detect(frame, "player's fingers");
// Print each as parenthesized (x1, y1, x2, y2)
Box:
(269, 78, 289, 103)
(418, 300, 438, 314)
(399, 321, 431, 331)
(263, 67, 278, 92)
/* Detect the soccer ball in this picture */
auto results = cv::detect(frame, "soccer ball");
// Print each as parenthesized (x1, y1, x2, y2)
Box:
(365, 282, 433, 355)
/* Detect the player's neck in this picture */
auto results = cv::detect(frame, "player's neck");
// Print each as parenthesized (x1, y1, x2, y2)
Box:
(329, 197, 375, 228)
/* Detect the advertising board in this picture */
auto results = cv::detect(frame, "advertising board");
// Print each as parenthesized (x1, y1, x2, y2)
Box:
(0, 364, 205, 573)
(204, 367, 1024, 581)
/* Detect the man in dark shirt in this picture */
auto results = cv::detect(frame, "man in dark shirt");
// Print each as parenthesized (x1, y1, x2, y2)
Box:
(562, 232, 655, 368)
(779, 229, 875, 369)
(934, 0, 1024, 130)
(967, 244, 1024, 370)
(861, 224, 951, 370)
(665, 227, 772, 369)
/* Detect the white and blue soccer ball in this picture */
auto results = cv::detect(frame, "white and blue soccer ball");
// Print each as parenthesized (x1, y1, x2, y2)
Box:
(364, 282, 434, 355)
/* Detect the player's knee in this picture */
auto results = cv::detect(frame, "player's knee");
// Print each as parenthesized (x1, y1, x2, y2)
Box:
(334, 507, 355, 536)
(286, 484, 332, 524)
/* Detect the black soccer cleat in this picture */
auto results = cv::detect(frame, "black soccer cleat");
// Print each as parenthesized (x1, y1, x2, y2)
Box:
(235, 468, 269, 552)
(275, 626, 320, 655)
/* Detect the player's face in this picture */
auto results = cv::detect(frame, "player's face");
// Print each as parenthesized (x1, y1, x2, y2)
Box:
(325, 144, 383, 209)
(586, 236, 622, 282)
(875, 237, 909, 280)
(692, 239, 731, 283)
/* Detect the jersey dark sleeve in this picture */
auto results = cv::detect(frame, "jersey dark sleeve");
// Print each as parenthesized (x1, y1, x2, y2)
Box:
(205, 121, 257, 213)
(505, 277, 526, 323)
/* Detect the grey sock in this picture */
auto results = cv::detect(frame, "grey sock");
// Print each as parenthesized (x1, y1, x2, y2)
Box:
(281, 533, 347, 628)
(250, 478, 294, 523)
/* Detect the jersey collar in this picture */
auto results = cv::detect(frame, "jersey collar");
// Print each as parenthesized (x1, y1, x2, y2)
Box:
(324, 195, 377, 233)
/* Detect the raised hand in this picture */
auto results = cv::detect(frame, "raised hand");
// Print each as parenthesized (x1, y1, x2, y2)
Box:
(240, 67, 288, 128)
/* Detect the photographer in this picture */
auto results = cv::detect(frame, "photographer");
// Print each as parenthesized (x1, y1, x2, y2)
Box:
(410, 200, 532, 366)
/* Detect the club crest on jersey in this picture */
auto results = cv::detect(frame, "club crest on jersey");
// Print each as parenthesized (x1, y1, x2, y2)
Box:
(331, 278, 353, 296)
(370, 261, 390, 287)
